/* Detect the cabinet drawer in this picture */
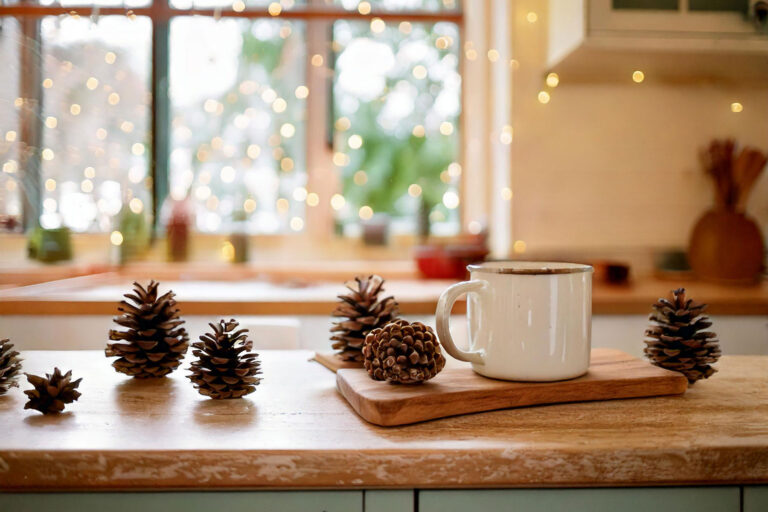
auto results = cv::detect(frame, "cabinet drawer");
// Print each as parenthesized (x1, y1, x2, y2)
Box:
(419, 487, 740, 512)
(744, 486, 768, 512)
(0, 491, 363, 512)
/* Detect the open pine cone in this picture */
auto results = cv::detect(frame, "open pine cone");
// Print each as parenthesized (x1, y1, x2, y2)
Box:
(24, 367, 82, 414)
(330, 275, 399, 362)
(106, 281, 189, 378)
(644, 288, 721, 384)
(188, 319, 262, 399)
(363, 319, 445, 384)
(0, 338, 22, 395)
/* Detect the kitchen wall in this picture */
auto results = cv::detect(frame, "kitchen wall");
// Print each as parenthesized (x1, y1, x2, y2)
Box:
(510, 1, 768, 258)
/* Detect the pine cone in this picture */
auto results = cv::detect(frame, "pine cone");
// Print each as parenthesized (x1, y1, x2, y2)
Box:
(24, 368, 82, 414)
(106, 281, 189, 378)
(188, 319, 262, 399)
(0, 338, 22, 395)
(644, 288, 721, 384)
(330, 275, 399, 362)
(362, 319, 445, 384)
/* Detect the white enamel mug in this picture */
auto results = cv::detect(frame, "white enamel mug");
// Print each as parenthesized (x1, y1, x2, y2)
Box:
(436, 261, 593, 381)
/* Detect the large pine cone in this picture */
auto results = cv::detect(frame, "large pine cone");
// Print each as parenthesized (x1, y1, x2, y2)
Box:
(362, 319, 445, 384)
(330, 275, 399, 362)
(644, 288, 721, 384)
(188, 319, 262, 399)
(24, 367, 82, 414)
(106, 281, 189, 378)
(0, 338, 22, 395)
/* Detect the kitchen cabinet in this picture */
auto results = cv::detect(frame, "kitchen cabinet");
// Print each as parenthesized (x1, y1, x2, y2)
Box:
(0, 492, 363, 512)
(418, 488, 741, 512)
(548, 0, 768, 84)
(744, 486, 768, 512)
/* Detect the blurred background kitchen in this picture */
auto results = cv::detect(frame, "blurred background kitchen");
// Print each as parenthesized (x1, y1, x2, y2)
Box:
(0, 0, 766, 356)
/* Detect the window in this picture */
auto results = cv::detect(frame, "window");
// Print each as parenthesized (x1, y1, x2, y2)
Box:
(0, 0, 463, 239)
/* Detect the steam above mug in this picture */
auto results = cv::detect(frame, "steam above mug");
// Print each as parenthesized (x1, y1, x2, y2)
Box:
(436, 261, 593, 382)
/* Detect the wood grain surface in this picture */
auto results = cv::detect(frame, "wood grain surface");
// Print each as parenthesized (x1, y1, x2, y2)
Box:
(0, 350, 766, 490)
(336, 349, 689, 426)
(313, 352, 364, 372)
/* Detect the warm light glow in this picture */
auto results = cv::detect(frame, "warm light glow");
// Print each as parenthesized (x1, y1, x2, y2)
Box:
(370, 17, 386, 33)
(440, 170, 451, 183)
(526, 11, 538, 23)
(247, 145, 261, 158)
(70, 104, 81, 115)
(333, 152, 350, 166)
(348, 134, 363, 149)
(513, 240, 527, 253)
(632, 70, 645, 83)
(412, 125, 425, 137)
(280, 157, 294, 171)
(42, 78, 53, 89)
(42, 148, 54, 161)
(442, 190, 459, 209)
(232, 0, 245, 12)
(447, 162, 462, 177)
(357, 1, 371, 14)
(439, 122, 454, 136)
(501, 187, 512, 201)
(358, 205, 374, 220)
(211, 136, 224, 150)
(5, 180, 17, 192)
(546, 72, 559, 88)
(4, 131, 16, 142)
(243, 198, 257, 213)
(2, 161, 18, 173)
(220, 165, 236, 183)
(45, 116, 57, 129)
(43, 198, 57, 211)
(108, 92, 120, 105)
(272, 98, 287, 113)
(399, 21, 412, 34)
(465, 48, 478, 60)
(731, 102, 743, 113)
(487, 49, 499, 62)
(96, 128, 107, 140)
(353, 170, 368, 185)
(468, 220, 482, 234)
(129, 197, 144, 214)
(131, 142, 145, 156)
(537, 91, 550, 104)
(86, 77, 99, 90)
(105, 52, 116, 64)
(436, 36, 450, 49)
(335, 117, 351, 131)
(500, 125, 513, 145)
(331, 194, 346, 210)
(195, 185, 211, 201)
(110, 231, 124, 246)
(268, 2, 282, 15)
(261, 88, 277, 104)
(295, 85, 309, 99)
(84, 166, 95, 178)
(81, 179, 94, 193)
(290, 216, 304, 231)
(412, 65, 427, 79)
(306, 192, 319, 207)
(408, 184, 422, 197)
(292, 186, 308, 202)
(276, 198, 289, 213)
(222, 241, 235, 261)
(280, 123, 296, 138)
(204, 99, 219, 113)
(311, 54, 324, 67)
(45, 178, 56, 191)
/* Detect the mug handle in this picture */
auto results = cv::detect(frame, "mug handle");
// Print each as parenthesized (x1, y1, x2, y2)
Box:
(436, 280, 486, 365)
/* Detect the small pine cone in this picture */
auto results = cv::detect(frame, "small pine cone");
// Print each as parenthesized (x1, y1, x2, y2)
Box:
(363, 319, 445, 384)
(0, 338, 22, 395)
(106, 281, 189, 378)
(188, 319, 262, 399)
(644, 288, 721, 384)
(24, 368, 82, 414)
(330, 275, 400, 362)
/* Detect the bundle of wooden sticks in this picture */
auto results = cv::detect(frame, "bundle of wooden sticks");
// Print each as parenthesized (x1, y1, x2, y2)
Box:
(700, 139, 767, 213)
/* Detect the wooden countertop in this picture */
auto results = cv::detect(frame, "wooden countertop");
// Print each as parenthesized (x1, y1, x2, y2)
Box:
(1, 350, 766, 490)
(0, 272, 767, 315)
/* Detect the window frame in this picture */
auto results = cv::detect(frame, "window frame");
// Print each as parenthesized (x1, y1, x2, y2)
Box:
(1, 0, 471, 242)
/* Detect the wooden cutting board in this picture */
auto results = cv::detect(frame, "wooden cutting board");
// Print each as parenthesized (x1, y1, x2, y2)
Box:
(336, 348, 688, 426)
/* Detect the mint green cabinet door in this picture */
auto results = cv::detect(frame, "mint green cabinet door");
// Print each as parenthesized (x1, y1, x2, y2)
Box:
(0, 491, 363, 512)
(364, 490, 414, 512)
(744, 486, 768, 512)
(419, 488, 740, 512)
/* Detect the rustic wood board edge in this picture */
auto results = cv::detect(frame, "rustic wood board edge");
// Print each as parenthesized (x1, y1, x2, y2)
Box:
(313, 351, 364, 373)
(336, 349, 689, 427)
